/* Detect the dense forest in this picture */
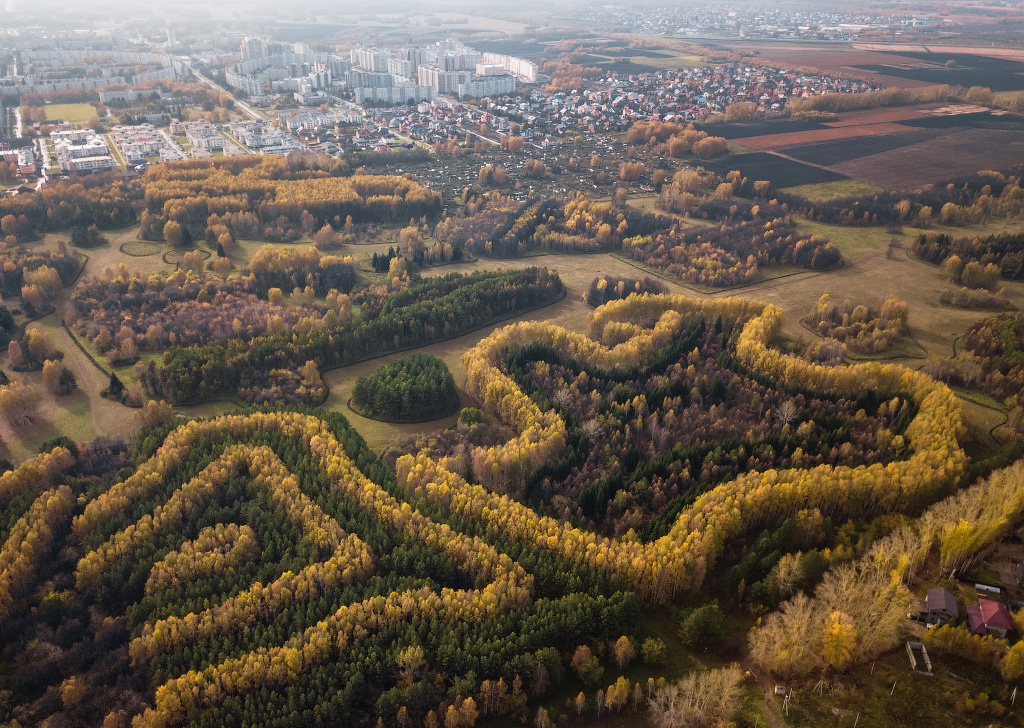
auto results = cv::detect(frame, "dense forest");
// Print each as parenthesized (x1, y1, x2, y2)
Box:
(137, 156, 442, 243)
(0, 155, 439, 244)
(458, 312, 912, 540)
(963, 312, 1024, 431)
(352, 354, 459, 422)
(803, 294, 909, 355)
(0, 174, 135, 237)
(433, 193, 671, 258)
(621, 213, 840, 287)
(625, 120, 729, 160)
(0, 410, 638, 728)
(914, 231, 1024, 281)
(139, 267, 565, 405)
(776, 168, 1024, 227)
(0, 239, 82, 314)
(0, 292, 977, 728)
(68, 257, 337, 356)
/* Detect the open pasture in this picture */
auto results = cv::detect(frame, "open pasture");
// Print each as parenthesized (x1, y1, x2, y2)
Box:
(42, 102, 97, 123)
(780, 179, 885, 199)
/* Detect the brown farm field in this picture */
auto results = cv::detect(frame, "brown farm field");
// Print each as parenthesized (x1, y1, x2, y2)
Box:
(737, 121, 915, 150)
(712, 105, 1024, 191)
(832, 128, 1024, 190)
(707, 41, 938, 87)
(818, 104, 948, 127)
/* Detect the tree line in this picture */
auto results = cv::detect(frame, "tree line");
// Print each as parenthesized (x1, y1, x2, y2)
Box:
(139, 268, 564, 405)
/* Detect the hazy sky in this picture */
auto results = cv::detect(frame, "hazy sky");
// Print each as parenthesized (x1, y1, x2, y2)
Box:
(0, 0, 955, 37)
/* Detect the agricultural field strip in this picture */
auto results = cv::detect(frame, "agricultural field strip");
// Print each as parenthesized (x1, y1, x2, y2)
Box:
(780, 128, 950, 168)
(817, 104, 946, 127)
(833, 129, 1024, 191)
(853, 44, 1024, 62)
(736, 123, 929, 151)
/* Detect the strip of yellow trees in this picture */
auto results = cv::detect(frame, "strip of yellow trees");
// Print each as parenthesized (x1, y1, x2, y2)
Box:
(64, 412, 530, 727)
(399, 293, 966, 602)
(749, 459, 1024, 676)
(29, 292, 965, 725)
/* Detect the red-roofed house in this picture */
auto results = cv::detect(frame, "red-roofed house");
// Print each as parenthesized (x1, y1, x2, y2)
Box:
(967, 598, 1014, 638)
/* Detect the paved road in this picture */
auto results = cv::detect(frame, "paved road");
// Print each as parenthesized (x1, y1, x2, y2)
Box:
(193, 71, 268, 123)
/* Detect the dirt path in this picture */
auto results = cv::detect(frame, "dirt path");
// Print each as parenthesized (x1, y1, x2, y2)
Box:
(47, 315, 136, 437)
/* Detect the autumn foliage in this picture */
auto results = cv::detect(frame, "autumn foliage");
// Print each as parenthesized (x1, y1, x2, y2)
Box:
(0, 294, 973, 727)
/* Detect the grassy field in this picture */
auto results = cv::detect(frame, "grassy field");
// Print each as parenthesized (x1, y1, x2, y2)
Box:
(726, 140, 754, 155)
(44, 102, 97, 123)
(785, 650, 1023, 728)
(104, 134, 128, 170)
(782, 179, 885, 199)
(0, 315, 137, 463)
(588, 49, 705, 72)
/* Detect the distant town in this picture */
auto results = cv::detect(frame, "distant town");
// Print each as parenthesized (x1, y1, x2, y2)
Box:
(0, 24, 888, 193)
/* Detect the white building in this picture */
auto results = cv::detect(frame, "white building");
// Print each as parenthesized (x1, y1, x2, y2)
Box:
(53, 131, 117, 173)
(417, 66, 472, 95)
(354, 84, 435, 105)
(481, 52, 538, 83)
(457, 75, 517, 98)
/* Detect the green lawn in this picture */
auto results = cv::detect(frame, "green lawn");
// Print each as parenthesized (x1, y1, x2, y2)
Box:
(795, 219, 894, 260)
(782, 179, 885, 200)
(104, 135, 128, 170)
(44, 102, 98, 124)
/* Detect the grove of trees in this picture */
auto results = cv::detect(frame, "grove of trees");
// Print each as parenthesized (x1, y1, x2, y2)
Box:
(352, 353, 459, 422)
(804, 294, 909, 355)
(140, 268, 565, 405)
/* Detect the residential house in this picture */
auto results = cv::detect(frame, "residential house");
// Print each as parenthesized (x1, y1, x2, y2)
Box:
(924, 588, 958, 626)
(967, 598, 1014, 638)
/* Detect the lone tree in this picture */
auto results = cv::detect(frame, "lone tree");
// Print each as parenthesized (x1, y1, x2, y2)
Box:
(106, 372, 125, 399)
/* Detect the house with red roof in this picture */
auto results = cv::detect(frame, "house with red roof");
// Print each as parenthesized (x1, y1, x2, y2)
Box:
(967, 597, 1014, 638)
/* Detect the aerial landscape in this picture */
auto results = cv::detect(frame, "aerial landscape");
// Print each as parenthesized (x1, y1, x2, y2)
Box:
(4, 0, 1024, 726)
